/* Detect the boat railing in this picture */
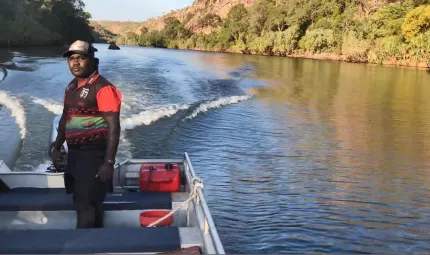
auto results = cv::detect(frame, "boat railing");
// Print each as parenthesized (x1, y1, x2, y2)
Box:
(183, 152, 225, 255)
(107, 153, 226, 254)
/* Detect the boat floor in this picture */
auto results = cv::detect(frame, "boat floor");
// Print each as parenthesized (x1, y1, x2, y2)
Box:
(0, 188, 202, 254)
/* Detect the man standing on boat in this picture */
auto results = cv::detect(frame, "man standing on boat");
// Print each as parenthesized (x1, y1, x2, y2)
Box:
(51, 40, 122, 228)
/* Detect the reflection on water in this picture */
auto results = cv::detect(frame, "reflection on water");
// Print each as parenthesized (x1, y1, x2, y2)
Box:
(251, 58, 430, 191)
(251, 59, 430, 169)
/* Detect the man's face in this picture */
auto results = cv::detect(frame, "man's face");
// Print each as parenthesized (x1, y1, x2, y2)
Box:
(67, 53, 93, 78)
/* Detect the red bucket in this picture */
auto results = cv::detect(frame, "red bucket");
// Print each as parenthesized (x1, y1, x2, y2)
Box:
(140, 210, 173, 227)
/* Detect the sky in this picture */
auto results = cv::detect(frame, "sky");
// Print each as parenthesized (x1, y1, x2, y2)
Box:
(83, 0, 195, 22)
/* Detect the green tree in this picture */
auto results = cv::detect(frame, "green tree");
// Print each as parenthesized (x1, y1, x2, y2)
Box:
(401, 5, 430, 40)
(299, 28, 337, 53)
(249, 0, 275, 36)
(223, 4, 249, 41)
(197, 13, 221, 28)
(367, 3, 406, 39)
(1, 0, 95, 46)
(341, 31, 372, 62)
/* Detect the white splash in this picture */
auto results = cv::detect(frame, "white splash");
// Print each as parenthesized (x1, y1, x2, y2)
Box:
(32, 98, 63, 115)
(0, 90, 26, 139)
(117, 132, 133, 161)
(0, 68, 6, 82)
(121, 104, 190, 130)
(186, 95, 253, 120)
(33, 161, 54, 172)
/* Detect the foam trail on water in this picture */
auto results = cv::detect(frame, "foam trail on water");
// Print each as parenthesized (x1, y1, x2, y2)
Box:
(117, 132, 133, 161)
(32, 97, 132, 117)
(0, 67, 6, 82)
(121, 104, 190, 130)
(186, 95, 253, 120)
(33, 161, 53, 172)
(0, 91, 26, 139)
(32, 98, 63, 115)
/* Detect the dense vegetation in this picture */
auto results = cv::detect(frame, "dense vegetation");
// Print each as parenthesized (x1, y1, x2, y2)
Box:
(0, 0, 94, 46)
(119, 0, 430, 67)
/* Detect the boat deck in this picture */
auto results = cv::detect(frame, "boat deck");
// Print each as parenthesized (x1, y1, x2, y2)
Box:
(0, 154, 225, 254)
(0, 188, 200, 254)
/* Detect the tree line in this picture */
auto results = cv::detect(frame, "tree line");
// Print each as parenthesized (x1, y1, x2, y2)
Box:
(117, 0, 430, 67)
(0, 0, 94, 46)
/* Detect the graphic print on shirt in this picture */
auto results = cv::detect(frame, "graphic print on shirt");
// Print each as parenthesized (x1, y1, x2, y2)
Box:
(63, 74, 116, 148)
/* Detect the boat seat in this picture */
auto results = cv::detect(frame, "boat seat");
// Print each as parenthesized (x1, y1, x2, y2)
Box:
(0, 227, 181, 254)
(10, 188, 65, 193)
(0, 188, 172, 211)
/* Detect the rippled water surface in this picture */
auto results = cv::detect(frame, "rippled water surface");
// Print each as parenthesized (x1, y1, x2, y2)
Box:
(0, 45, 429, 254)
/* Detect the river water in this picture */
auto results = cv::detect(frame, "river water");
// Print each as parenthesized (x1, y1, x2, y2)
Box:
(0, 44, 429, 254)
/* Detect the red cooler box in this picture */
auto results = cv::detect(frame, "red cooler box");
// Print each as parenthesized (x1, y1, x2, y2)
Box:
(139, 163, 181, 192)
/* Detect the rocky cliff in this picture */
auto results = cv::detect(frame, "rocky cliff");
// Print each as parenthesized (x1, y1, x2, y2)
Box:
(141, 0, 256, 33)
(91, 0, 256, 37)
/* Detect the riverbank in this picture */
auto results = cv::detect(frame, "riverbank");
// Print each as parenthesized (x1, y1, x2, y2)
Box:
(132, 44, 430, 70)
(288, 52, 429, 70)
(3, 42, 428, 70)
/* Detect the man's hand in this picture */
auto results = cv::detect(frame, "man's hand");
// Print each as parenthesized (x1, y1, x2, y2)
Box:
(51, 147, 64, 165)
(97, 162, 114, 182)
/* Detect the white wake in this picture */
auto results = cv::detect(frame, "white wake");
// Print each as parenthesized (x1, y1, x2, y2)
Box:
(0, 91, 26, 139)
(30, 95, 252, 162)
(32, 98, 63, 115)
(33, 160, 54, 172)
(186, 95, 253, 120)
(121, 104, 190, 130)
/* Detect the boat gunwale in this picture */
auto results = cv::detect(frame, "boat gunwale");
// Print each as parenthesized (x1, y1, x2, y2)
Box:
(116, 154, 225, 254)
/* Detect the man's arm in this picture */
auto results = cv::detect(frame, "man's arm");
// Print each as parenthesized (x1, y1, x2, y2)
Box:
(101, 112, 120, 163)
(53, 113, 66, 150)
(51, 96, 67, 165)
(53, 96, 67, 151)
(97, 85, 122, 164)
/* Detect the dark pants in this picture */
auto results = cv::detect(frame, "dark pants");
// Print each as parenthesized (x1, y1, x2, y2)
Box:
(64, 149, 111, 228)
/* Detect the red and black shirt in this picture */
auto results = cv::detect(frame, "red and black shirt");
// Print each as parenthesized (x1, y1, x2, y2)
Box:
(63, 71, 122, 150)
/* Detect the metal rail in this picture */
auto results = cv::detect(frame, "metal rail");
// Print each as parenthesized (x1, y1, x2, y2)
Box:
(184, 152, 226, 254)
(115, 154, 226, 254)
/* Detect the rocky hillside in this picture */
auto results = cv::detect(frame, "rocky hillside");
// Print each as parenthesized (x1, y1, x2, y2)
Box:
(91, 0, 256, 38)
(90, 21, 142, 35)
(141, 0, 256, 34)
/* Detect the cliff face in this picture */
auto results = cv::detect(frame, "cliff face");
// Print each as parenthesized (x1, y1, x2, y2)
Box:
(90, 21, 142, 36)
(141, 0, 256, 33)
(91, 0, 256, 37)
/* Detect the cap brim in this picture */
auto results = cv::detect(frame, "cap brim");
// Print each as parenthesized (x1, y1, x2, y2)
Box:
(62, 50, 92, 58)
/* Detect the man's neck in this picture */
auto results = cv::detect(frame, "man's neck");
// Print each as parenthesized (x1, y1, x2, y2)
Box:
(76, 70, 97, 83)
